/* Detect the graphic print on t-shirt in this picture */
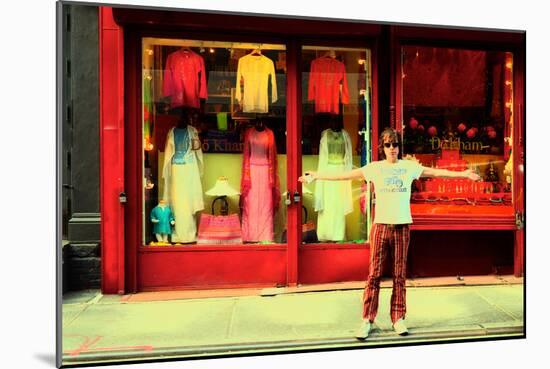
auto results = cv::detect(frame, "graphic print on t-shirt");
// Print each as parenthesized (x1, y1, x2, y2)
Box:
(380, 167, 407, 193)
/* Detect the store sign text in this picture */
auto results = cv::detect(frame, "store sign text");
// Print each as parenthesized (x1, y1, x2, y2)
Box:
(201, 139, 244, 153)
(430, 137, 488, 152)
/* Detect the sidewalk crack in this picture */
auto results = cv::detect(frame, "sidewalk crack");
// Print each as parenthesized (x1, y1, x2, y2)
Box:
(64, 304, 91, 327)
(87, 293, 103, 305)
(63, 292, 102, 327)
(474, 288, 522, 321)
(225, 299, 238, 339)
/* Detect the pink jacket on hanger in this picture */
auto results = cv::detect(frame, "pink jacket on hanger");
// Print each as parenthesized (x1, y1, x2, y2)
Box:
(308, 56, 350, 114)
(163, 49, 208, 109)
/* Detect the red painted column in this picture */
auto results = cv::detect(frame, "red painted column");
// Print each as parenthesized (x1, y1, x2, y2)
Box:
(286, 40, 301, 287)
(513, 49, 525, 277)
(390, 26, 400, 130)
(123, 31, 140, 293)
(371, 40, 380, 162)
(99, 7, 125, 294)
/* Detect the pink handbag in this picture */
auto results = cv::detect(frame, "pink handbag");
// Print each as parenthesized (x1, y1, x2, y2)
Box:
(197, 197, 243, 244)
(197, 213, 243, 244)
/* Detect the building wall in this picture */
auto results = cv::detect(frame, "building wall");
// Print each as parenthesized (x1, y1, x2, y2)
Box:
(62, 3, 101, 291)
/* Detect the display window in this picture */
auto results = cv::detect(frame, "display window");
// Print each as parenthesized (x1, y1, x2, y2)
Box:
(400, 45, 515, 215)
(140, 38, 375, 247)
(141, 37, 287, 246)
(301, 45, 373, 243)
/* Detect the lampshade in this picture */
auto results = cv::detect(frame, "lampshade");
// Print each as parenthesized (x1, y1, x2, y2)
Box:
(205, 176, 240, 196)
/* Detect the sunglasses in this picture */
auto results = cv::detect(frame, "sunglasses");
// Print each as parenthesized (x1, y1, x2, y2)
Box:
(383, 142, 399, 148)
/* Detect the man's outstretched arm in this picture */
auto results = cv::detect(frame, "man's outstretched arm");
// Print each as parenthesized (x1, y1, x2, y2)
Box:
(421, 167, 481, 181)
(299, 168, 365, 182)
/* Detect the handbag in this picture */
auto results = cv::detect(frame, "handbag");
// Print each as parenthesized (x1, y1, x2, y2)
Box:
(197, 197, 243, 244)
(282, 206, 318, 244)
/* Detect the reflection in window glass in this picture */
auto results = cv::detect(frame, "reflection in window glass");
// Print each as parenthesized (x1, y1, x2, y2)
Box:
(402, 46, 514, 207)
(301, 46, 373, 243)
(142, 38, 287, 245)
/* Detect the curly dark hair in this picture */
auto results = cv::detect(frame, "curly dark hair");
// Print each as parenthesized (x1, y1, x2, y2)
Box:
(378, 127, 403, 160)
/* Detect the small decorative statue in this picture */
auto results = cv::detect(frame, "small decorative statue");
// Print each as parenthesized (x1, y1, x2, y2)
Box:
(150, 199, 175, 244)
(485, 162, 498, 181)
(484, 161, 499, 193)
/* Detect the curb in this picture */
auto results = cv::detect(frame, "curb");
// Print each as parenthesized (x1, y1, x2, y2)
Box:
(62, 323, 524, 366)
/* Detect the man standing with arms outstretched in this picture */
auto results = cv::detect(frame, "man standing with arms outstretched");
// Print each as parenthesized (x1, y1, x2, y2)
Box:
(299, 127, 481, 339)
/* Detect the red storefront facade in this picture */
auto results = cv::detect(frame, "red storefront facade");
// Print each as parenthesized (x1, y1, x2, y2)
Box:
(98, 6, 525, 294)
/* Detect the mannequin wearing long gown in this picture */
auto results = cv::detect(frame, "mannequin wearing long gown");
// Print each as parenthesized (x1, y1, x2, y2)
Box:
(162, 111, 204, 243)
(314, 124, 353, 241)
(240, 121, 280, 242)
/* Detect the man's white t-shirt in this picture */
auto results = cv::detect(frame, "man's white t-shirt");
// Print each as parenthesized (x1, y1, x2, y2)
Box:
(360, 159, 424, 224)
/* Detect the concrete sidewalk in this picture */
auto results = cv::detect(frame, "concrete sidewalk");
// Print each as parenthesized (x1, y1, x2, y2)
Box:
(61, 276, 524, 366)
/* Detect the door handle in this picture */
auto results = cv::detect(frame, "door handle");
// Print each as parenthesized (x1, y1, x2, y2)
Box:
(285, 191, 291, 206)
(119, 192, 127, 204)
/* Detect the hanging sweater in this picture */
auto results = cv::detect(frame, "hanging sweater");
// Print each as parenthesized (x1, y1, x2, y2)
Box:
(308, 56, 350, 114)
(236, 54, 278, 113)
(163, 49, 208, 109)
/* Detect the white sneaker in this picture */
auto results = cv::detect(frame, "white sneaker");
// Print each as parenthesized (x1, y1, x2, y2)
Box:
(393, 318, 409, 336)
(355, 320, 372, 340)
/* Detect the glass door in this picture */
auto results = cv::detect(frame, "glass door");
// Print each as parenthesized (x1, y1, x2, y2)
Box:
(300, 45, 373, 245)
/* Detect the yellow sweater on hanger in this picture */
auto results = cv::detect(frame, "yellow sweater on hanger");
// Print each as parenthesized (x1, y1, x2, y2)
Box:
(235, 54, 278, 113)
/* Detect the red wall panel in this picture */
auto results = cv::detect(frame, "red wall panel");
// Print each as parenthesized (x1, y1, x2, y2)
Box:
(138, 248, 287, 290)
(408, 231, 515, 277)
(298, 246, 370, 285)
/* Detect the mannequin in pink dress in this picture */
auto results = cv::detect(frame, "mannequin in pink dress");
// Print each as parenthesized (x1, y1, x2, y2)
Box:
(240, 120, 280, 242)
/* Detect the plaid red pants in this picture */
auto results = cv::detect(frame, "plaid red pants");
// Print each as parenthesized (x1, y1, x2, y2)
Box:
(362, 223, 410, 324)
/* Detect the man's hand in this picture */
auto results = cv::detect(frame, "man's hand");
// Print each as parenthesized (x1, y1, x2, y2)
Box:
(298, 171, 317, 183)
(463, 169, 481, 181)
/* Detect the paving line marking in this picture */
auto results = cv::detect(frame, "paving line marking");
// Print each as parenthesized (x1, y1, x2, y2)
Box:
(65, 335, 103, 356)
(64, 335, 155, 357)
